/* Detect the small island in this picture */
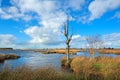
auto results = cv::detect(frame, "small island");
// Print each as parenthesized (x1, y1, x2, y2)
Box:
(0, 54, 20, 63)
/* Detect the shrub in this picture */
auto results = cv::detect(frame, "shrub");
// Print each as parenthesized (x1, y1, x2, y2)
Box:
(61, 57, 72, 68)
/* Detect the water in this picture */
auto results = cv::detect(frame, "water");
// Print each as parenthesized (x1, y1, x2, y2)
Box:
(0, 50, 119, 70)
(77, 51, 120, 57)
(0, 50, 65, 69)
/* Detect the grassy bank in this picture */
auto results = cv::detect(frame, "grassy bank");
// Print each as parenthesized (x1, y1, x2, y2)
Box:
(61, 56, 120, 80)
(98, 49, 120, 54)
(34, 49, 81, 54)
(0, 54, 20, 63)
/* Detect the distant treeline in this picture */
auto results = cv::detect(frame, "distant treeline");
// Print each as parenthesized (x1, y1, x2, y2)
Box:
(0, 48, 13, 50)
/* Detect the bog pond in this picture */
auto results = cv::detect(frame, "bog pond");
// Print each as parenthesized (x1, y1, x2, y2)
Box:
(0, 50, 120, 70)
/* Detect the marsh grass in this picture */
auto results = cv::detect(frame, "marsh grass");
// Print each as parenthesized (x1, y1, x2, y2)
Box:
(70, 56, 120, 80)
(0, 66, 81, 80)
(0, 56, 120, 80)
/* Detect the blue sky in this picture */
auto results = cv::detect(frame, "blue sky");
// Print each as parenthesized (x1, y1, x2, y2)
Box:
(0, 0, 120, 49)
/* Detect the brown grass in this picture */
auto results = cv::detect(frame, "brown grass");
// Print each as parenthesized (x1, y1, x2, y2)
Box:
(0, 54, 20, 63)
(0, 56, 120, 80)
(70, 56, 120, 80)
(54, 49, 79, 54)
(36, 49, 81, 54)
(98, 49, 120, 54)
(61, 57, 73, 68)
(0, 66, 80, 80)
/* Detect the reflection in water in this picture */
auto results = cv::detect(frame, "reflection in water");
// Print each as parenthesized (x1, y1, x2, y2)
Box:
(0, 50, 120, 70)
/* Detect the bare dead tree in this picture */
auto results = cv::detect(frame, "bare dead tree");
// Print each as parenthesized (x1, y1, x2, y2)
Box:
(86, 34, 104, 58)
(63, 16, 73, 64)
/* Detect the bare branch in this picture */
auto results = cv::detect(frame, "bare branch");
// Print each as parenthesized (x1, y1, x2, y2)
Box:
(61, 16, 73, 64)
(86, 34, 104, 58)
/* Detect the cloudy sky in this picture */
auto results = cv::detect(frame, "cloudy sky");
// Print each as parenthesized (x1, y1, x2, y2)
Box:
(0, 0, 120, 49)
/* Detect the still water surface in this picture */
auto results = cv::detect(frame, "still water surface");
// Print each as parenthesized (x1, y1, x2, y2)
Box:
(0, 50, 119, 69)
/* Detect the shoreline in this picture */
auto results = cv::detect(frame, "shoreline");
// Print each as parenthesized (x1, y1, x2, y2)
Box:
(34, 49, 81, 54)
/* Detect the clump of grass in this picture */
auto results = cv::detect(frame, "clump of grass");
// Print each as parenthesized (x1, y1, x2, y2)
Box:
(0, 66, 80, 80)
(70, 56, 120, 80)
(92, 62, 105, 71)
(61, 57, 72, 68)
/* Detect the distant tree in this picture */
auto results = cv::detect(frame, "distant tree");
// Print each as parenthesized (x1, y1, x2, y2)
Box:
(62, 16, 73, 64)
(86, 34, 104, 58)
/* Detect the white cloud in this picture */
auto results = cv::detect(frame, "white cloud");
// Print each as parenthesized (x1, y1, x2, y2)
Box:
(16, 0, 67, 46)
(0, 8, 4, 14)
(0, 0, 86, 48)
(72, 35, 85, 41)
(103, 33, 120, 48)
(0, 6, 23, 20)
(40, 11, 67, 28)
(0, 34, 16, 47)
(71, 33, 120, 48)
(0, 0, 85, 21)
(11, 0, 59, 15)
(72, 35, 81, 40)
(114, 12, 120, 19)
(71, 35, 86, 48)
(24, 26, 63, 45)
(67, 0, 85, 11)
(1, 0, 120, 49)
(104, 33, 120, 41)
(62, 33, 120, 48)
(89, 0, 120, 21)
(0, 0, 67, 47)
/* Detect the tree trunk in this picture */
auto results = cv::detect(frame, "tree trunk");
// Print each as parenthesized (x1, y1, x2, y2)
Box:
(67, 45, 70, 64)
